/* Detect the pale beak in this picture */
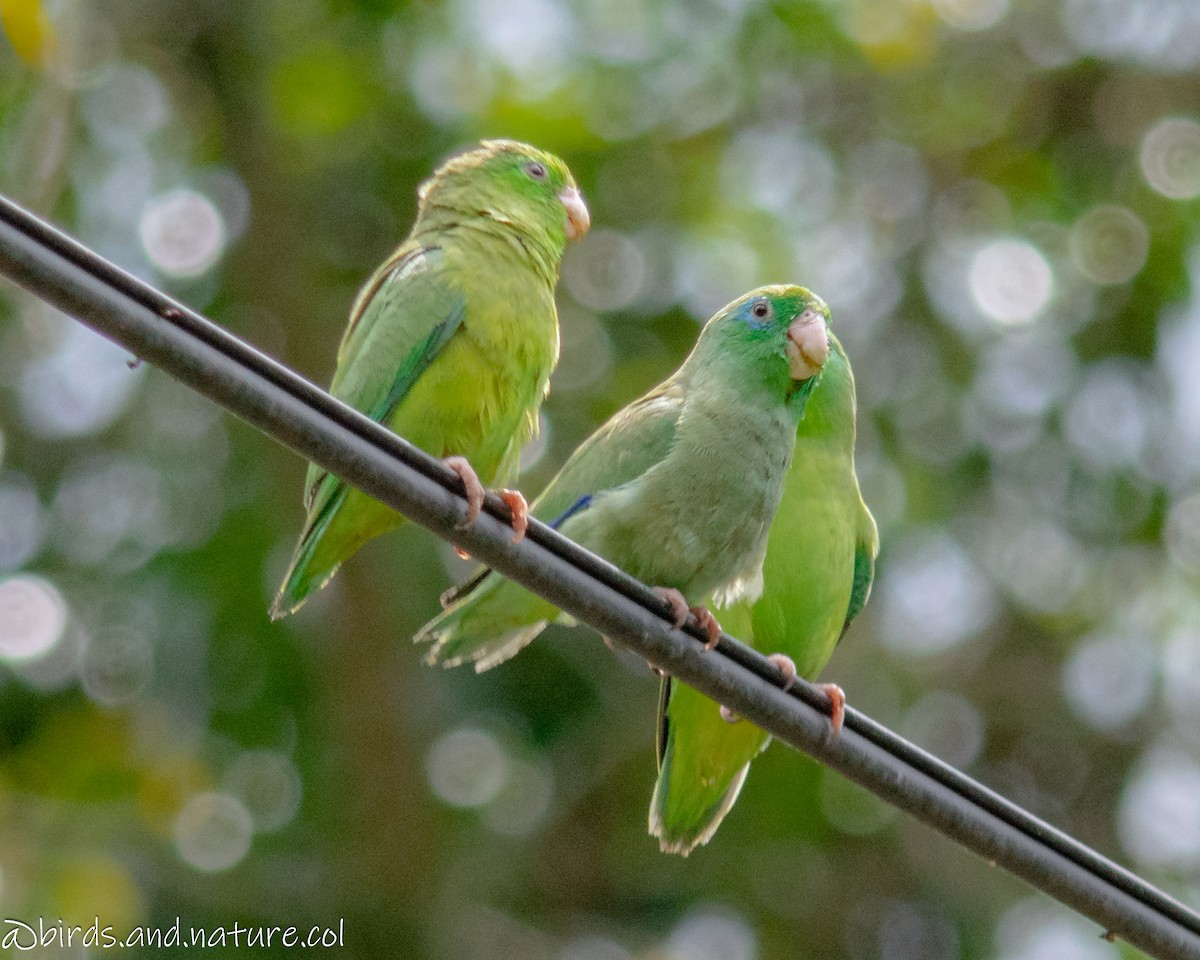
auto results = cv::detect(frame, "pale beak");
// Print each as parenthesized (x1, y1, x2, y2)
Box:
(558, 186, 590, 241)
(786, 309, 829, 380)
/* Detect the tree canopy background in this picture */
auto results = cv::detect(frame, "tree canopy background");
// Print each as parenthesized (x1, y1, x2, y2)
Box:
(1, 1, 1199, 957)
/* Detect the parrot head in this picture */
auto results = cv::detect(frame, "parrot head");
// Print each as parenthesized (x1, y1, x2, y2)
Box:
(418, 139, 589, 248)
(698, 285, 830, 398)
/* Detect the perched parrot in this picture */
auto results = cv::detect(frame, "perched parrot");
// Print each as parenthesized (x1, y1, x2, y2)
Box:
(415, 285, 832, 671)
(270, 140, 589, 619)
(649, 330, 877, 855)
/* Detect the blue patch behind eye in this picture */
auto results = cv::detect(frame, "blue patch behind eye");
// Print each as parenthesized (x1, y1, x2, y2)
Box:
(549, 494, 593, 529)
(739, 299, 773, 329)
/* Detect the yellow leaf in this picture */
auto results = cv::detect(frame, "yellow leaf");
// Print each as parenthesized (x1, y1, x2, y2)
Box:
(0, 0, 58, 68)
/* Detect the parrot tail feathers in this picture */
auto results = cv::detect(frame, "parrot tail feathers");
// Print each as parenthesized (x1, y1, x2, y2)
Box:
(469, 624, 549, 672)
(269, 485, 350, 620)
(649, 676, 772, 855)
(649, 742, 751, 857)
(269, 562, 341, 621)
(419, 623, 549, 671)
(415, 577, 556, 672)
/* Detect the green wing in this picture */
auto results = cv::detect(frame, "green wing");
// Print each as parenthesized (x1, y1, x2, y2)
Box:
(303, 245, 466, 510)
(842, 495, 878, 637)
(535, 381, 687, 520)
(271, 246, 466, 619)
(416, 380, 687, 669)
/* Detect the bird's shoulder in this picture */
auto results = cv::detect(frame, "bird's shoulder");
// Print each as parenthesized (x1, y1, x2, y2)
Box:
(531, 382, 687, 522)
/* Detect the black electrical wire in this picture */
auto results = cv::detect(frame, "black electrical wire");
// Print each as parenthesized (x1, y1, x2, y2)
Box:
(1, 193, 1198, 960)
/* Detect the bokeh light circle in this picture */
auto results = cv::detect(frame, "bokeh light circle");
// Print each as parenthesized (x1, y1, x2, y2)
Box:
(1165, 491, 1200, 574)
(880, 532, 997, 654)
(665, 906, 756, 960)
(425, 727, 507, 808)
(561, 936, 633, 960)
(1061, 632, 1155, 731)
(81, 62, 170, 144)
(901, 691, 985, 768)
(552, 307, 614, 394)
(19, 322, 144, 439)
(562, 229, 646, 311)
(1140, 117, 1200, 200)
(1068, 205, 1149, 285)
(224, 750, 303, 833)
(0, 574, 68, 663)
(173, 792, 254, 872)
(80, 628, 154, 706)
(995, 899, 1120, 960)
(932, 0, 1009, 31)
(1119, 747, 1200, 869)
(0, 479, 46, 571)
(1062, 365, 1147, 471)
(480, 759, 553, 836)
(873, 900, 960, 960)
(969, 239, 1053, 325)
(1162, 627, 1200, 724)
(139, 189, 226, 278)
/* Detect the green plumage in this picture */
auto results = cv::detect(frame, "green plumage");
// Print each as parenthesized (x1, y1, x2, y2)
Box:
(650, 333, 878, 855)
(270, 140, 586, 619)
(415, 286, 832, 671)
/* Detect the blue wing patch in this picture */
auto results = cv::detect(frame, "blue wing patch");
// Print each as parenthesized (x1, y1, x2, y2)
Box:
(439, 494, 596, 609)
(548, 494, 593, 530)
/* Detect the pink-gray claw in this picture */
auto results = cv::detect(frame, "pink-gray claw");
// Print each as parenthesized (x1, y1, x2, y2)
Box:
(445, 456, 485, 530)
(497, 489, 529, 543)
(767, 653, 798, 691)
(651, 587, 723, 649)
(819, 683, 846, 737)
(653, 586, 690, 629)
(693, 606, 723, 650)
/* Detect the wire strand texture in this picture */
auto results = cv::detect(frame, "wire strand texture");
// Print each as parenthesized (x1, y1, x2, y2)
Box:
(0, 194, 1197, 960)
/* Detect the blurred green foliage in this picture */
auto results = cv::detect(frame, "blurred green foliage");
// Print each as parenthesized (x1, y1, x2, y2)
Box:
(1, 0, 1199, 957)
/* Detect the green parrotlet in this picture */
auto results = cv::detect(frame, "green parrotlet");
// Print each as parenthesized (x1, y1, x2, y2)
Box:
(415, 285, 832, 671)
(270, 140, 589, 619)
(650, 330, 877, 855)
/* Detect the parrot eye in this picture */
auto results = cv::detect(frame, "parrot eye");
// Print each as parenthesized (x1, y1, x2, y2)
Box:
(750, 300, 772, 320)
(524, 161, 549, 181)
